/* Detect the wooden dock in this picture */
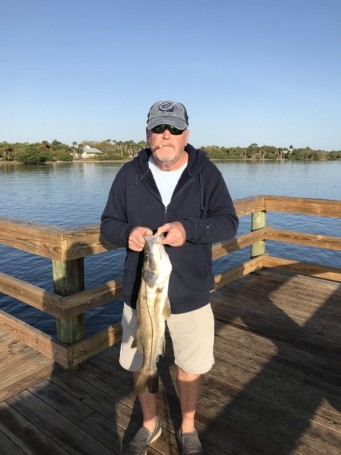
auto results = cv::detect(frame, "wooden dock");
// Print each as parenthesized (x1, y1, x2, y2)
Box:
(1, 269, 340, 455)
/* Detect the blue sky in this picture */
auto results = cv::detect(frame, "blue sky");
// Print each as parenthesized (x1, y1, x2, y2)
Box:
(1, 0, 341, 150)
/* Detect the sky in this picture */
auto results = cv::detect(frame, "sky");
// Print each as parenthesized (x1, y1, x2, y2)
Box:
(1, 0, 341, 150)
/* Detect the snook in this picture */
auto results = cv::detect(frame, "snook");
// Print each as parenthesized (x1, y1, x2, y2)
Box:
(132, 234, 172, 394)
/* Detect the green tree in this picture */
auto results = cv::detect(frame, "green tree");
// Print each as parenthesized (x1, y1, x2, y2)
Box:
(14, 144, 49, 164)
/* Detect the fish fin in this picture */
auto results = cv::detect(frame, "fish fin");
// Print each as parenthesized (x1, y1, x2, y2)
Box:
(131, 331, 143, 352)
(162, 297, 171, 318)
(144, 270, 158, 287)
(160, 336, 166, 356)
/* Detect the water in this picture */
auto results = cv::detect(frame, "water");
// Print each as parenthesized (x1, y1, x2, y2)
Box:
(0, 160, 340, 336)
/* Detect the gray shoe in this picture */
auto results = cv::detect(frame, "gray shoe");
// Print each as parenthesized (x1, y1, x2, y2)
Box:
(122, 419, 162, 455)
(177, 428, 204, 455)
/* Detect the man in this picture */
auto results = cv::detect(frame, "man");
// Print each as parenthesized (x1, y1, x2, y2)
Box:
(100, 100, 239, 455)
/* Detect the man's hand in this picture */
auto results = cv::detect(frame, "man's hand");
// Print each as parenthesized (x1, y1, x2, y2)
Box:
(128, 227, 153, 251)
(156, 222, 186, 247)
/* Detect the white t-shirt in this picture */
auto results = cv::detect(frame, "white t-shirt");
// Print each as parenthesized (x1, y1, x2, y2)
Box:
(148, 157, 187, 207)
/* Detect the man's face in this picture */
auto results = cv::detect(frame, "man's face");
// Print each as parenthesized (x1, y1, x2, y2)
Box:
(146, 125, 189, 171)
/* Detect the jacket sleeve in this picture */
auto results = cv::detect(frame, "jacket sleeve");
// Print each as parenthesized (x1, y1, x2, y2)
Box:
(181, 171, 239, 244)
(100, 170, 135, 247)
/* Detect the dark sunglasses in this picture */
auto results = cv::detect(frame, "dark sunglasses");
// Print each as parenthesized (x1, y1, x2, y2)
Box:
(151, 124, 185, 135)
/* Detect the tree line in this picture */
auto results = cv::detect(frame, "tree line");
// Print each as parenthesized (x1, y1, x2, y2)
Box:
(1, 140, 340, 164)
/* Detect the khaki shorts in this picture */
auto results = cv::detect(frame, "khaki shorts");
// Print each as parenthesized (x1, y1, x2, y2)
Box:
(119, 302, 215, 375)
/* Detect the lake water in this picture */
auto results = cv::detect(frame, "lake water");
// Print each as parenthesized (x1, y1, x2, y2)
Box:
(0, 160, 340, 336)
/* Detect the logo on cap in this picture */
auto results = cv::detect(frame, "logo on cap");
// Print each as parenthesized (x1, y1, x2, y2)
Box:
(159, 102, 175, 112)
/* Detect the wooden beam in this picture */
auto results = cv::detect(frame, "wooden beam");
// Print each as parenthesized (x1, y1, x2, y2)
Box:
(234, 196, 265, 216)
(69, 323, 122, 366)
(1, 196, 339, 261)
(61, 279, 123, 317)
(264, 196, 341, 217)
(214, 256, 264, 289)
(251, 210, 266, 258)
(265, 228, 341, 251)
(263, 255, 341, 282)
(212, 229, 267, 260)
(0, 217, 63, 259)
(0, 311, 69, 367)
(53, 259, 85, 349)
(61, 226, 118, 261)
(0, 272, 63, 317)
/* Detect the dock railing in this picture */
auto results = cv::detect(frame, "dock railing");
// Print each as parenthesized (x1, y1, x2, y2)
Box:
(0, 195, 340, 369)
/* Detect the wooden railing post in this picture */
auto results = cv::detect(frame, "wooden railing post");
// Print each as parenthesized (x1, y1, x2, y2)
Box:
(250, 210, 266, 258)
(52, 258, 85, 350)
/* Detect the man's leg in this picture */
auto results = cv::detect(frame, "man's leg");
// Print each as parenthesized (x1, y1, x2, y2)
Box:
(120, 304, 162, 453)
(120, 304, 159, 432)
(132, 371, 158, 432)
(177, 368, 202, 433)
(167, 304, 214, 454)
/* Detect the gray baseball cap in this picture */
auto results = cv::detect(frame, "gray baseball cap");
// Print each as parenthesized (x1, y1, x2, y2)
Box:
(147, 101, 189, 130)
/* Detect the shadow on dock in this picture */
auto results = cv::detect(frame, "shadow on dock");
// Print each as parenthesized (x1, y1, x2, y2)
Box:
(1, 269, 341, 454)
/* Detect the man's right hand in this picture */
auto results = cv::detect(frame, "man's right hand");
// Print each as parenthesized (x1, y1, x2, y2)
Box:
(128, 227, 153, 251)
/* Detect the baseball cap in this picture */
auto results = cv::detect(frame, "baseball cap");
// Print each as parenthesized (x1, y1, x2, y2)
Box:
(147, 101, 189, 130)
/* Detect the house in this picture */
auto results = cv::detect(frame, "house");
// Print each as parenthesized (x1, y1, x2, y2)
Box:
(80, 145, 103, 158)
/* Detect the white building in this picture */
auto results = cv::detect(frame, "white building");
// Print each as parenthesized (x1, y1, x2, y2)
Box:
(80, 145, 103, 158)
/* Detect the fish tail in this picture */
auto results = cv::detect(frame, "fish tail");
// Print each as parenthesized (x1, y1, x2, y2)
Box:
(147, 374, 159, 393)
(134, 372, 159, 395)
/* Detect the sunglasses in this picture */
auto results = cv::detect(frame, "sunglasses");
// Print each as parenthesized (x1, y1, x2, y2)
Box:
(151, 124, 185, 135)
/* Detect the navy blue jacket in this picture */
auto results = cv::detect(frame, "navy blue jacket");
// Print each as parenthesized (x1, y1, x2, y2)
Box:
(100, 144, 239, 313)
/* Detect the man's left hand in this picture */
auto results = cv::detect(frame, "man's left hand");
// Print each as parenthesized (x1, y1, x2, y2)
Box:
(156, 222, 186, 247)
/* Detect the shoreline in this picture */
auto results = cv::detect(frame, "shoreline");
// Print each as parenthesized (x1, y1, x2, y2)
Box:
(0, 156, 334, 166)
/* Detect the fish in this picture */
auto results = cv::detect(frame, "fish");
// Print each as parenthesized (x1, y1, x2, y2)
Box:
(132, 234, 172, 394)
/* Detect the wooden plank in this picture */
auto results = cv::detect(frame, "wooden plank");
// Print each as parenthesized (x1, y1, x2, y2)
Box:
(61, 225, 119, 260)
(212, 324, 341, 409)
(213, 327, 341, 398)
(69, 322, 122, 365)
(213, 270, 341, 351)
(214, 256, 264, 288)
(0, 311, 69, 367)
(254, 267, 340, 294)
(0, 271, 63, 317)
(213, 291, 341, 353)
(212, 229, 266, 260)
(0, 330, 59, 401)
(234, 196, 265, 216)
(61, 279, 123, 317)
(0, 362, 57, 402)
(203, 356, 341, 454)
(0, 217, 63, 259)
(264, 195, 341, 217)
(0, 402, 70, 454)
(7, 390, 114, 455)
(34, 376, 170, 454)
(265, 227, 341, 250)
(0, 271, 122, 321)
(0, 427, 26, 455)
(263, 255, 341, 282)
(87, 351, 256, 455)
(106, 333, 341, 455)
